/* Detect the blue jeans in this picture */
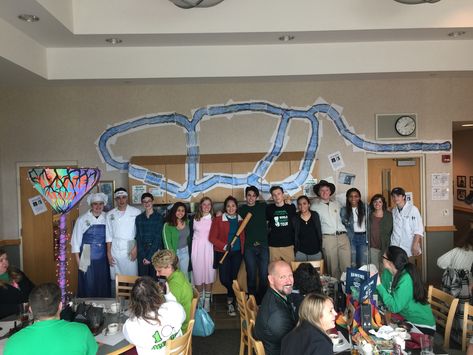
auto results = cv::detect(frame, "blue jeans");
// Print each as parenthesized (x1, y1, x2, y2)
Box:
(244, 244, 269, 304)
(177, 247, 190, 281)
(217, 251, 242, 299)
(350, 232, 368, 268)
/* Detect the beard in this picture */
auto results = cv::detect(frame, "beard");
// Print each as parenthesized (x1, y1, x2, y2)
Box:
(277, 284, 293, 296)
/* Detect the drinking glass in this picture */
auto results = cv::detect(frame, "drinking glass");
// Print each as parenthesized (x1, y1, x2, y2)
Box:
(419, 334, 434, 355)
(18, 303, 30, 323)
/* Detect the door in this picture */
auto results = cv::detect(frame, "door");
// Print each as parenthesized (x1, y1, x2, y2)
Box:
(19, 167, 79, 293)
(367, 157, 423, 273)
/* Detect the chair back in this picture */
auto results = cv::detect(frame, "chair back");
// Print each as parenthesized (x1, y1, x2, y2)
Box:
(462, 303, 473, 352)
(248, 319, 265, 355)
(246, 294, 258, 323)
(427, 285, 459, 349)
(165, 319, 195, 355)
(291, 260, 325, 275)
(190, 287, 199, 320)
(115, 274, 139, 300)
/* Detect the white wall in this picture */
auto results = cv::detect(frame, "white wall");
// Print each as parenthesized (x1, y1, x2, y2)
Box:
(1, 75, 470, 239)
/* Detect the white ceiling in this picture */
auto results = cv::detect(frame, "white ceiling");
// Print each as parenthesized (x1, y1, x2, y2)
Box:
(1, 0, 473, 85)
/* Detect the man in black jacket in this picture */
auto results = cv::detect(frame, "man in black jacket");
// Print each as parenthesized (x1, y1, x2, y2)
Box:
(255, 260, 296, 355)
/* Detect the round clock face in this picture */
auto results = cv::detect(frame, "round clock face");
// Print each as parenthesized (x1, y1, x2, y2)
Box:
(395, 115, 416, 136)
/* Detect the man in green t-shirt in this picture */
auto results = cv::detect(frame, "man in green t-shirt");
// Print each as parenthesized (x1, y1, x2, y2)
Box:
(239, 185, 269, 304)
(4, 283, 98, 355)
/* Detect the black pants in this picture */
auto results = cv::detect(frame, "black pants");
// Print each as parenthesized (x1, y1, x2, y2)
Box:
(216, 251, 242, 299)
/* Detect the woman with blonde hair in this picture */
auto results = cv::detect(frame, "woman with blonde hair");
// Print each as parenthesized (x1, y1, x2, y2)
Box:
(281, 293, 337, 354)
(191, 197, 216, 312)
(123, 277, 186, 355)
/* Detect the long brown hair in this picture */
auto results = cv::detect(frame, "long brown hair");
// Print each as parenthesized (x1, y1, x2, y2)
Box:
(129, 277, 165, 324)
(166, 202, 188, 226)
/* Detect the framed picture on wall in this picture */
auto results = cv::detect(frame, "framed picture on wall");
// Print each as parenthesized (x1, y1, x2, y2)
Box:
(98, 180, 115, 212)
(457, 175, 466, 188)
(457, 188, 466, 201)
(470, 176, 473, 189)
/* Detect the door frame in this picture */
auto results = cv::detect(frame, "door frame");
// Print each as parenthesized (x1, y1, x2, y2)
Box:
(16, 160, 77, 268)
(365, 153, 427, 281)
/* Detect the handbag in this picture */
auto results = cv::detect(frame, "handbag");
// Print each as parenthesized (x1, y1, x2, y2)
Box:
(193, 305, 215, 337)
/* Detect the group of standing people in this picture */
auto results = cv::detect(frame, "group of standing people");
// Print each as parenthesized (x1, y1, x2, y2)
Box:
(71, 180, 425, 313)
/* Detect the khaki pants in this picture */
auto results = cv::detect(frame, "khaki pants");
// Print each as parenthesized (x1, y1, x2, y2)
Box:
(322, 233, 351, 279)
(269, 246, 295, 263)
(370, 247, 382, 272)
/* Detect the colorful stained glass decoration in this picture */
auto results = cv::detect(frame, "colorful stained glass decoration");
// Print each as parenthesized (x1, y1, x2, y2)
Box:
(28, 168, 101, 304)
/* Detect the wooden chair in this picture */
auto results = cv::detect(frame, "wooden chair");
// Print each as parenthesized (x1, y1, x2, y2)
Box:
(290, 260, 325, 275)
(246, 294, 258, 323)
(190, 287, 199, 320)
(115, 274, 139, 300)
(427, 285, 459, 349)
(248, 319, 265, 355)
(233, 280, 250, 355)
(165, 319, 195, 355)
(462, 303, 473, 352)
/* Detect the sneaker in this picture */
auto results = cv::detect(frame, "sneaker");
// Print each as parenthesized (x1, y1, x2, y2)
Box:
(227, 303, 236, 317)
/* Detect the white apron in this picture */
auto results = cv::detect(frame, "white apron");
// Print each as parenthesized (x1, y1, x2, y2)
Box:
(106, 205, 141, 279)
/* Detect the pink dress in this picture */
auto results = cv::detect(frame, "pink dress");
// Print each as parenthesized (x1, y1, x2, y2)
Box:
(191, 214, 216, 285)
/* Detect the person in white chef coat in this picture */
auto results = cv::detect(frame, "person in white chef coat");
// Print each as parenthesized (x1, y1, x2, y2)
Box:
(390, 187, 424, 258)
(106, 188, 141, 290)
(71, 192, 111, 297)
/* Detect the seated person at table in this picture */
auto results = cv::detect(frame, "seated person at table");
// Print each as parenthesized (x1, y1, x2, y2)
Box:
(281, 293, 337, 355)
(0, 248, 34, 318)
(123, 277, 186, 355)
(4, 283, 97, 355)
(255, 260, 297, 355)
(291, 262, 322, 315)
(152, 249, 193, 332)
(376, 246, 435, 335)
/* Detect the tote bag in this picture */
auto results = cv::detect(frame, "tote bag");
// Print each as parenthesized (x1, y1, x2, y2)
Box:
(193, 305, 215, 337)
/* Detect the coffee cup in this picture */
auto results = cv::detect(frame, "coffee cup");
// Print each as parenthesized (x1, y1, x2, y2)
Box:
(110, 302, 120, 314)
(329, 333, 340, 345)
(107, 323, 119, 335)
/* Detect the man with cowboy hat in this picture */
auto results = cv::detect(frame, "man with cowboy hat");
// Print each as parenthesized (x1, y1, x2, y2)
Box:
(71, 192, 111, 297)
(310, 180, 351, 279)
(106, 188, 141, 290)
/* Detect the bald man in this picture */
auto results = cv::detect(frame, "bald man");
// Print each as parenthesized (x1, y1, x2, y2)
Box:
(254, 260, 296, 355)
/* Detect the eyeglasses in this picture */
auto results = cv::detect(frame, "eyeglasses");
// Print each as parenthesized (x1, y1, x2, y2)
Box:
(142, 199, 153, 204)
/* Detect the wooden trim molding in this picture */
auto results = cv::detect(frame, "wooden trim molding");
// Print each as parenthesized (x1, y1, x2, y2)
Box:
(425, 226, 457, 232)
(454, 205, 473, 214)
(0, 239, 21, 247)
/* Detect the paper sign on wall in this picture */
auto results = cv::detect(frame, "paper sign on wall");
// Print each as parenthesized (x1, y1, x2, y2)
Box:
(328, 151, 345, 171)
(28, 195, 48, 215)
(132, 185, 147, 204)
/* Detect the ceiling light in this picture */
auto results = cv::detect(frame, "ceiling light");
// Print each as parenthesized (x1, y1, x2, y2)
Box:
(278, 35, 295, 42)
(394, 0, 440, 3)
(447, 31, 466, 38)
(461, 123, 473, 127)
(18, 14, 39, 23)
(105, 38, 123, 45)
(168, 0, 224, 8)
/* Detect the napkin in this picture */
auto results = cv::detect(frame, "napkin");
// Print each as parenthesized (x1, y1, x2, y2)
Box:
(95, 330, 126, 346)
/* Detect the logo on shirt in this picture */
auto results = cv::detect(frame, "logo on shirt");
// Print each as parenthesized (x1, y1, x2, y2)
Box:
(151, 325, 179, 350)
(273, 210, 289, 227)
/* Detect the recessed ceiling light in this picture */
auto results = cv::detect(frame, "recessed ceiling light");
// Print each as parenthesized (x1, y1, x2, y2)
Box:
(278, 35, 295, 42)
(106, 38, 123, 45)
(18, 14, 39, 23)
(447, 31, 466, 38)
(461, 123, 473, 127)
